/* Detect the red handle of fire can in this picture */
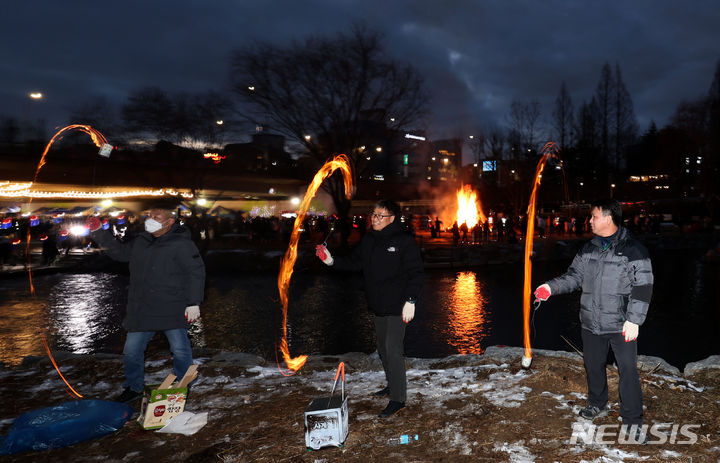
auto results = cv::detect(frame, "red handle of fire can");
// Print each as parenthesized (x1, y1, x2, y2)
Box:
(327, 362, 346, 406)
(334, 362, 345, 382)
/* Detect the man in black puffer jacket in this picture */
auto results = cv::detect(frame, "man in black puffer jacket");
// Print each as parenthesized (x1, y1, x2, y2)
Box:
(316, 199, 424, 419)
(87, 202, 205, 403)
(534, 199, 653, 435)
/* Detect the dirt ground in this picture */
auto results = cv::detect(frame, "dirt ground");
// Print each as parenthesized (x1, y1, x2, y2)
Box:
(1, 350, 719, 463)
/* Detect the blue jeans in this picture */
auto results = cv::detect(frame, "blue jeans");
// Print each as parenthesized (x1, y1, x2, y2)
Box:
(123, 328, 193, 392)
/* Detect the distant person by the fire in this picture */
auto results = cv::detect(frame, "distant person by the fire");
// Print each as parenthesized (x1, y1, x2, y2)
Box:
(87, 201, 205, 404)
(534, 199, 653, 440)
(315, 199, 424, 419)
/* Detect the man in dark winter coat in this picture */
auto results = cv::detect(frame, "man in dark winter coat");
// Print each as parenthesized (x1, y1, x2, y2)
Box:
(534, 199, 653, 435)
(315, 199, 424, 418)
(87, 203, 205, 403)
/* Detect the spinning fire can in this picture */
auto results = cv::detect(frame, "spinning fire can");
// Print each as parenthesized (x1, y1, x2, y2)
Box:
(304, 362, 348, 450)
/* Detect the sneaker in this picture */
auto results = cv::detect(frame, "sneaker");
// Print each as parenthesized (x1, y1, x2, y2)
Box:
(374, 386, 390, 397)
(578, 405, 607, 421)
(378, 400, 405, 418)
(113, 387, 143, 403)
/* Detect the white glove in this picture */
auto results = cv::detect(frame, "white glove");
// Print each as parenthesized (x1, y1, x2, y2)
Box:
(185, 305, 200, 323)
(402, 301, 415, 323)
(623, 321, 639, 342)
(315, 244, 334, 265)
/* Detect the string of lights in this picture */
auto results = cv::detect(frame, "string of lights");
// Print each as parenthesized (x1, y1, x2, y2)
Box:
(0, 182, 194, 199)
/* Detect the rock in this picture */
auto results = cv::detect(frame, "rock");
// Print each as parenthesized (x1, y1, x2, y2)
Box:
(420, 354, 486, 369)
(637, 355, 680, 375)
(337, 352, 382, 370)
(482, 345, 681, 375)
(209, 352, 266, 367)
(683, 355, 720, 377)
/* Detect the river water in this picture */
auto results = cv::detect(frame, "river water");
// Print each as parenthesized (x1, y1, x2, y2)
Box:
(0, 248, 718, 370)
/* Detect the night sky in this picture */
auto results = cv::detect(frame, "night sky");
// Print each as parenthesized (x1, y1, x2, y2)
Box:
(2, 1, 719, 144)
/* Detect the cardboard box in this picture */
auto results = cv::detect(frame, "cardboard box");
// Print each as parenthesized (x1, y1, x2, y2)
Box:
(304, 362, 348, 450)
(137, 364, 198, 430)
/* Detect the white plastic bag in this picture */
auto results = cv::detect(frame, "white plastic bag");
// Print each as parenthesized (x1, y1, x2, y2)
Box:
(156, 411, 208, 435)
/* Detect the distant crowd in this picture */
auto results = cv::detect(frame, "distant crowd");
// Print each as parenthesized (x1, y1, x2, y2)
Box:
(1, 205, 719, 268)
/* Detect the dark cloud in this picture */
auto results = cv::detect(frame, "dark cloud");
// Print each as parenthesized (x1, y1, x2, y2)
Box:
(1, 0, 718, 141)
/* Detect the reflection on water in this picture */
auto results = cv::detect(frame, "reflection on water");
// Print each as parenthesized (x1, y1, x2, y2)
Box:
(47, 274, 122, 354)
(0, 273, 127, 365)
(446, 272, 488, 354)
(0, 249, 718, 369)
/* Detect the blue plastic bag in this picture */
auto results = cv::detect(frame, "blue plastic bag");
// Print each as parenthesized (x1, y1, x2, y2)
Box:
(0, 399, 134, 455)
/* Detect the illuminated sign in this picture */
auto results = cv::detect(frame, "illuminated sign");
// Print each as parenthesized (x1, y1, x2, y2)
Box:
(403, 154, 409, 165)
(404, 134, 426, 141)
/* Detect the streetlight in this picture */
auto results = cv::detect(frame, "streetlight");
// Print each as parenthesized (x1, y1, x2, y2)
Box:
(610, 183, 616, 198)
(216, 120, 224, 125)
(304, 134, 311, 141)
(29, 92, 43, 100)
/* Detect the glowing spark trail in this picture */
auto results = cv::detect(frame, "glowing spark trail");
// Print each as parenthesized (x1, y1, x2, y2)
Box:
(25, 124, 110, 397)
(522, 142, 560, 368)
(277, 154, 353, 374)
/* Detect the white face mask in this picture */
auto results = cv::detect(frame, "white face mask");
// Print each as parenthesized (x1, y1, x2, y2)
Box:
(144, 218, 163, 233)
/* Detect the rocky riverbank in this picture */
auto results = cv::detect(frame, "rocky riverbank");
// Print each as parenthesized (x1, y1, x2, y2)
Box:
(1, 346, 719, 462)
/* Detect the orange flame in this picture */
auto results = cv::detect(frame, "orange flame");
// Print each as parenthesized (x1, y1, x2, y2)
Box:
(26, 124, 110, 398)
(456, 184, 486, 228)
(277, 154, 353, 373)
(522, 142, 559, 361)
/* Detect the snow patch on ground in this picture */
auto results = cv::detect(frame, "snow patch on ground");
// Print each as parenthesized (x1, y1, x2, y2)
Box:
(432, 423, 473, 455)
(479, 370, 534, 407)
(494, 441, 535, 462)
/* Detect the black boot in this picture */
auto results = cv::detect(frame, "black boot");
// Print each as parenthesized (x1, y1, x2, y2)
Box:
(374, 386, 390, 397)
(113, 387, 143, 403)
(378, 400, 405, 418)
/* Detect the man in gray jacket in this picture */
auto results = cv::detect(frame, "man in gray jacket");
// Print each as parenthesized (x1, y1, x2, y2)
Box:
(87, 202, 205, 403)
(534, 199, 653, 431)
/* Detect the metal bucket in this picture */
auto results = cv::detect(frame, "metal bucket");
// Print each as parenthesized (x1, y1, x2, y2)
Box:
(304, 362, 348, 450)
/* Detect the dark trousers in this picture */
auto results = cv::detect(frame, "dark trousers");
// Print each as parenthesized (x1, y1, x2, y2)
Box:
(582, 329, 643, 425)
(374, 315, 407, 403)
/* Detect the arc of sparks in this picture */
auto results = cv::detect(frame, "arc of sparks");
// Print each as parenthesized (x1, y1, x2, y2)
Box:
(522, 142, 560, 368)
(26, 125, 110, 294)
(26, 124, 110, 397)
(277, 154, 353, 374)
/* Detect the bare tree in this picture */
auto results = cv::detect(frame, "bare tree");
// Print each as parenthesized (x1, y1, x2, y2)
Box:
(612, 63, 638, 172)
(121, 87, 234, 147)
(507, 99, 541, 156)
(229, 25, 429, 221)
(595, 63, 614, 161)
(552, 81, 574, 150)
(122, 87, 177, 142)
(486, 127, 506, 159)
(69, 96, 120, 136)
